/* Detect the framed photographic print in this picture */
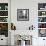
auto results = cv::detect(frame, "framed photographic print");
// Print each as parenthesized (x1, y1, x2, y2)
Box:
(17, 9, 29, 21)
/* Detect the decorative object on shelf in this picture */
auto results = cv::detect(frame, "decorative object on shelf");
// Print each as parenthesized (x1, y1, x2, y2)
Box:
(38, 17, 43, 22)
(42, 11, 46, 16)
(42, 12, 45, 15)
(38, 11, 46, 16)
(0, 11, 8, 16)
(11, 23, 16, 30)
(38, 3, 46, 10)
(38, 17, 46, 22)
(0, 23, 8, 37)
(0, 23, 8, 30)
(29, 25, 35, 30)
(38, 29, 46, 37)
(0, 3, 8, 10)
(0, 17, 8, 22)
(17, 9, 29, 21)
(0, 6, 1, 10)
(5, 6, 8, 10)
(40, 8, 44, 10)
(38, 23, 46, 28)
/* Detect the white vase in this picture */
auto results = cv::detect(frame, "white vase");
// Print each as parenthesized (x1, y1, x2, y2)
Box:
(21, 40, 25, 46)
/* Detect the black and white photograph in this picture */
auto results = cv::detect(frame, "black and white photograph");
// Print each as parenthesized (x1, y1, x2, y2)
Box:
(17, 9, 29, 21)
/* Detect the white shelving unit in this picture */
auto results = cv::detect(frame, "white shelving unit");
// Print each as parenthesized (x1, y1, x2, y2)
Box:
(0, 3, 8, 37)
(38, 3, 46, 37)
(0, 2, 9, 45)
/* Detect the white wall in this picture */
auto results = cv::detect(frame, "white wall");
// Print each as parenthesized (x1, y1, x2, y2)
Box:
(11, 0, 38, 30)
(11, 0, 46, 46)
(11, 0, 46, 30)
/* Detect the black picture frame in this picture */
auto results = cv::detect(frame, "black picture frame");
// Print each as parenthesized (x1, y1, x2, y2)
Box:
(17, 9, 29, 21)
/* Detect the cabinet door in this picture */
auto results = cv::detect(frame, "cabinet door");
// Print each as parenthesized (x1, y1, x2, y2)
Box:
(38, 38, 46, 46)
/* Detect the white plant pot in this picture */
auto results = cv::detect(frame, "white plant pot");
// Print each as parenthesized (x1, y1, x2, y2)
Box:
(21, 40, 25, 46)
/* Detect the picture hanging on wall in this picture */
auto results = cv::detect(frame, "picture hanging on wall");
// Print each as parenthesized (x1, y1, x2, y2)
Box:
(17, 9, 29, 21)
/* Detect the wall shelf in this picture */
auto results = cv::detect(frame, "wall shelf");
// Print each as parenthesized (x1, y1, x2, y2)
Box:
(38, 16, 46, 17)
(38, 22, 46, 23)
(0, 16, 8, 17)
(0, 10, 8, 11)
(38, 28, 46, 29)
(38, 10, 46, 11)
(0, 22, 8, 23)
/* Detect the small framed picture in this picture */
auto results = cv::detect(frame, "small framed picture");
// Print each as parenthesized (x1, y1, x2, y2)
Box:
(17, 9, 29, 21)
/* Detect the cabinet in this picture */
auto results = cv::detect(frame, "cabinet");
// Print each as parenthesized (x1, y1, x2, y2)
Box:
(0, 0, 11, 45)
(0, 3, 8, 37)
(38, 37, 46, 46)
(38, 3, 46, 37)
(0, 35, 8, 45)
